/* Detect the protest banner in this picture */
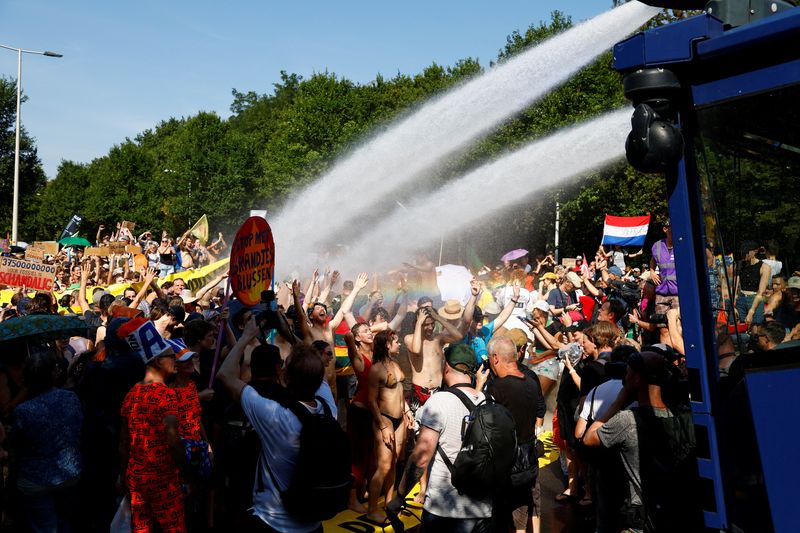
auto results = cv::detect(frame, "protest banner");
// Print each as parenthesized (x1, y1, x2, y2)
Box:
(229, 216, 274, 306)
(86, 244, 138, 256)
(26, 241, 59, 262)
(0, 256, 57, 291)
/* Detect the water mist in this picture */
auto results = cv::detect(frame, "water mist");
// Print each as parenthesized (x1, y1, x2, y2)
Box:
(338, 108, 631, 274)
(272, 1, 659, 268)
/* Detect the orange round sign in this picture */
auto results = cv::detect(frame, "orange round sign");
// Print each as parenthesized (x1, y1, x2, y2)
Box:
(229, 216, 275, 306)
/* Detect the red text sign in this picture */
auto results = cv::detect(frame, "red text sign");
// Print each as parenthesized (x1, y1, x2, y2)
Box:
(0, 256, 57, 291)
(230, 216, 274, 306)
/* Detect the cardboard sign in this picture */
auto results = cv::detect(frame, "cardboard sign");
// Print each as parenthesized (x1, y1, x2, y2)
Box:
(25, 241, 59, 262)
(0, 256, 57, 291)
(25, 248, 46, 262)
(230, 216, 274, 306)
(561, 258, 577, 269)
(86, 245, 139, 256)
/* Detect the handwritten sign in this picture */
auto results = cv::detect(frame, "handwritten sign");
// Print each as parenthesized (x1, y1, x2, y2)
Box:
(25, 241, 59, 262)
(86, 245, 139, 256)
(230, 216, 274, 306)
(0, 256, 57, 291)
(561, 258, 577, 269)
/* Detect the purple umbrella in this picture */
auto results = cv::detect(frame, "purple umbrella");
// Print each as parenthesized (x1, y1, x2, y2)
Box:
(501, 248, 528, 262)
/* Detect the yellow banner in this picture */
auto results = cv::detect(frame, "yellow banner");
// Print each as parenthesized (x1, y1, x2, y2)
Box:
(0, 258, 229, 306)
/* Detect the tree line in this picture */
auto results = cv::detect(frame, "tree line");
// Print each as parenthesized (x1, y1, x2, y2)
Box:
(2, 9, 683, 261)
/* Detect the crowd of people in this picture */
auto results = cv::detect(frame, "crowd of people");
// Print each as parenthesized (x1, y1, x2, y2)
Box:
(0, 216, 798, 533)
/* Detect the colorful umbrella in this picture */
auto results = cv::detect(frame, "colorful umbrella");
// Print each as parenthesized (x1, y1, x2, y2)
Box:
(501, 248, 529, 262)
(58, 236, 91, 248)
(0, 314, 89, 343)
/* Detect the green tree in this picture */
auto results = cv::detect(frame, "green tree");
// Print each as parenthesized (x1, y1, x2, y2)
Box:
(0, 76, 47, 240)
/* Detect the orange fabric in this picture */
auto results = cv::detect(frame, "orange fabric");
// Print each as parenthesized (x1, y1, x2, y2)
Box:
(121, 382, 185, 533)
(173, 381, 203, 441)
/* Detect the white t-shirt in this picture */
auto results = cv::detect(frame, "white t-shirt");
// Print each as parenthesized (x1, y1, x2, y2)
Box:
(499, 286, 531, 318)
(418, 388, 493, 519)
(579, 379, 637, 421)
(242, 381, 336, 533)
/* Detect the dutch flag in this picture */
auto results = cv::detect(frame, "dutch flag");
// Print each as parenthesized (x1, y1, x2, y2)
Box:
(601, 214, 651, 247)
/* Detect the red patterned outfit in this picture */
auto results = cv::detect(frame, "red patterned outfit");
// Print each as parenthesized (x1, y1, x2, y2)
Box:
(121, 382, 186, 533)
(173, 381, 202, 441)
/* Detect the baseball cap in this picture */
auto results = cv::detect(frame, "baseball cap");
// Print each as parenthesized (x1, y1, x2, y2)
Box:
(608, 265, 624, 277)
(532, 299, 550, 314)
(507, 328, 529, 349)
(788, 276, 800, 290)
(542, 272, 557, 281)
(167, 339, 197, 362)
(444, 344, 478, 375)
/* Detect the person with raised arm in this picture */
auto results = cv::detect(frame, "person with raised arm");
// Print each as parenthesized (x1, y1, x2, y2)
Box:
(404, 305, 464, 413)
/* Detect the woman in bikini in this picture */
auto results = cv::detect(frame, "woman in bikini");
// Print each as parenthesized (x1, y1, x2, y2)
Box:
(366, 329, 413, 523)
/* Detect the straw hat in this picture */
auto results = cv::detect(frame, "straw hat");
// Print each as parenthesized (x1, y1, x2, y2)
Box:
(438, 299, 464, 320)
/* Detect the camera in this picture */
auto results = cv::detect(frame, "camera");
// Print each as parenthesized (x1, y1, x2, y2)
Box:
(557, 343, 583, 366)
(254, 290, 281, 331)
(648, 313, 668, 328)
(608, 279, 640, 311)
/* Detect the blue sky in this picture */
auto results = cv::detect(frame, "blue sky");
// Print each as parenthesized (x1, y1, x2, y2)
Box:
(1, 0, 615, 178)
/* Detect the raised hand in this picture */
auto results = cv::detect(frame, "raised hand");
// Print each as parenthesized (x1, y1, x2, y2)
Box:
(354, 272, 369, 290)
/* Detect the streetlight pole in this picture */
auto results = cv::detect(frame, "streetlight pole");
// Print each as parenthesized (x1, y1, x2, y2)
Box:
(0, 44, 63, 244)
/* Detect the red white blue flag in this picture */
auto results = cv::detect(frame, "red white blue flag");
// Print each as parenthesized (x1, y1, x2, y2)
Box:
(601, 214, 651, 247)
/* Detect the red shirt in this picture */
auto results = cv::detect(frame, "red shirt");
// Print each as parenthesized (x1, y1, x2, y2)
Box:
(173, 381, 203, 441)
(121, 382, 179, 477)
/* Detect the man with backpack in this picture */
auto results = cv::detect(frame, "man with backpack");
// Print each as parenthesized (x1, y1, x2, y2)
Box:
(486, 335, 545, 533)
(582, 350, 701, 532)
(217, 316, 349, 533)
(388, 344, 509, 533)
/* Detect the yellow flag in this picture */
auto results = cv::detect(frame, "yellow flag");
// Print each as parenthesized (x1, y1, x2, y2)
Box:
(189, 214, 209, 245)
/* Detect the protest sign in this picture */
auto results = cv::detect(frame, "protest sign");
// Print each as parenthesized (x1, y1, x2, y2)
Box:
(0, 257, 57, 291)
(230, 216, 274, 306)
(26, 241, 59, 261)
(562, 258, 577, 269)
(86, 244, 138, 256)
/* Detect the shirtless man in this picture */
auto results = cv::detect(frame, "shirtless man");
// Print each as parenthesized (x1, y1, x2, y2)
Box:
(404, 307, 464, 411)
(294, 272, 368, 391)
(367, 330, 413, 523)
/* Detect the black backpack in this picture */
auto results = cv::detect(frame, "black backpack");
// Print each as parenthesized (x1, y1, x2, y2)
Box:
(436, 385, 517, 498)
(259, 395, 352, 521)
(628, 406, 701, 533)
